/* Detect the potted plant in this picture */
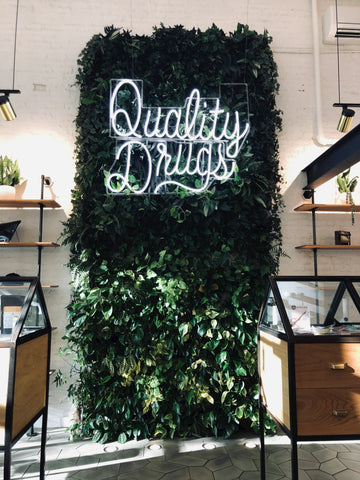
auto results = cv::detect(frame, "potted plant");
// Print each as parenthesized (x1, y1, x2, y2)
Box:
(336, 168, 358, 224)
(0, 155, 20, 198)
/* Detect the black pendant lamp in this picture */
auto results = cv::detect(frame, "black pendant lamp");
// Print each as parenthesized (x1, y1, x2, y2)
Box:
(0, 0, 21, 121)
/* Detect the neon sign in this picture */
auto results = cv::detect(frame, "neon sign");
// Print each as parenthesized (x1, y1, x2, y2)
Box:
(106, 79, 249, 194)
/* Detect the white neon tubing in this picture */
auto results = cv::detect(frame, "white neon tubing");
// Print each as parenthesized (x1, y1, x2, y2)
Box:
(110, 79, 142, 138)
(108, 79, 250, 194)
(106, 140, 152, 194)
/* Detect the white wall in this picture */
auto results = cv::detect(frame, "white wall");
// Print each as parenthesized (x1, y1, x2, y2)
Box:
(1, 0, 360, 426)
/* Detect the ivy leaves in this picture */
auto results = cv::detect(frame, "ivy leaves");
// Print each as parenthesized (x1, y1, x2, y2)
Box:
(63, 23, 281, 443)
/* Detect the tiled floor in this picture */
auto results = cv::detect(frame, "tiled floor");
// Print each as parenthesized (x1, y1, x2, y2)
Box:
(2, 428, 360, 479)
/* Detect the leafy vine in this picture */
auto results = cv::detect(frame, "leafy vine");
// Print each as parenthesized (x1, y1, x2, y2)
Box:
(62, 23, 282, 443)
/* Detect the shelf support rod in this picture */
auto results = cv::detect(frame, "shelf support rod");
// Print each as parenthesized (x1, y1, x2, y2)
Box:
(37, 176, 46, 279)
(311, 192, 318, 276)
(37, 175, 52, 279)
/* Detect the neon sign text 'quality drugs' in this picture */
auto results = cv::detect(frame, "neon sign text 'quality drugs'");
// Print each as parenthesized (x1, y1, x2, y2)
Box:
(106, 79, 250, 194)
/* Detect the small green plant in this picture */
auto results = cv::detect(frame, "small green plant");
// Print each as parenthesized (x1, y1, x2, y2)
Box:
(0, 155, 20, 186)
(337, 168, 358, 195)
(337, 168, 358, 224)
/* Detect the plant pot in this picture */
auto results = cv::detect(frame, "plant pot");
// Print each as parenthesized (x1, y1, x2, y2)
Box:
(15, 180, 26, 199)
(0, 185, 16, 199)
(338, 192, 353, 205)
(346, 192, 353, 204)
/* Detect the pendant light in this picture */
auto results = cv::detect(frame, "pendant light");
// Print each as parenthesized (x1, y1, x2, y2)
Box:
(332, 0, 360, 133)
(0, 0, 21, 121)
(336, 106, 355, 133)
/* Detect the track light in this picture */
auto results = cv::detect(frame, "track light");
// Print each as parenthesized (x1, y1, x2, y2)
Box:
(333, 21, 360, 134)
(337, 107, 355, 133)
(0, 90, 20, 122)
(0, 0, 21, 121)
(0, 95, 16, 121)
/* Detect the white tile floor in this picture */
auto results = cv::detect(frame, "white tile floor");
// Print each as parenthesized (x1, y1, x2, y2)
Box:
(2, 428, 360, 479)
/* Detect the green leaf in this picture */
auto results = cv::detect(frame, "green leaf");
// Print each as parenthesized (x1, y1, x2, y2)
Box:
(62, 22, 281, 442)
(216, 351, 228, 364)
(221, 391, 229, 404)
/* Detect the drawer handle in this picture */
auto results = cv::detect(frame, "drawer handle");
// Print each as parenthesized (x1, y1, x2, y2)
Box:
(329, 362, 347, 370)
(332, 409, 348, 417)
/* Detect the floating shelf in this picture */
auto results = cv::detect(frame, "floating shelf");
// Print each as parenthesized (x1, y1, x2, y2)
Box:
(296, 245, 360, 250)
(2, 283, 59, 288)
(294, 203, 360, 212)
(0, 242, 59, 248)
(0, 199, 60, 209)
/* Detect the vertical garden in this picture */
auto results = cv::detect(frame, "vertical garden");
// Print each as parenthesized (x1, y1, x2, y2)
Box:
(62, 23, 282, 443)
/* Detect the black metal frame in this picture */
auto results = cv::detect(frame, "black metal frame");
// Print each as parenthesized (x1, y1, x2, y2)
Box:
(302, 123, 360, 193)
(0, 276, 51, 480)
(37, 175, 51, 279)
(259, 275, 360, 480)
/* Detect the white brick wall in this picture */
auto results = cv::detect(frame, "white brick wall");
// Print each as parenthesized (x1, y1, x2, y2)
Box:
(1, 0, 360, 426)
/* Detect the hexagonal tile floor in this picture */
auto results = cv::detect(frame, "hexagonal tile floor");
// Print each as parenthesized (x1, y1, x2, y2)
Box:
(2, 428, 360, 479)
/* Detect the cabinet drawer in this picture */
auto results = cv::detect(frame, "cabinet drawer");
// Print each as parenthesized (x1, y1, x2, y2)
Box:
(297, 388, 360, 436)
(295, 343, 360, 388)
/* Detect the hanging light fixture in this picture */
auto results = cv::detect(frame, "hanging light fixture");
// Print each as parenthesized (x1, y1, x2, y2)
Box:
(0, 90, 20, 121)
(336, 106, 355, 133)
(0, 0, 21, 121)
(332, 0, 360, 133)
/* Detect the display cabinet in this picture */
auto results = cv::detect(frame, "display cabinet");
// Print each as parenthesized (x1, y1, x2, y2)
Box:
(0, 275, 51, 480)
(258, 275, 360, 480)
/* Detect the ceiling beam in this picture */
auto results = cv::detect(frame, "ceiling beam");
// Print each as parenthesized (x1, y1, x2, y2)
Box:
(302, 123, 360, 192)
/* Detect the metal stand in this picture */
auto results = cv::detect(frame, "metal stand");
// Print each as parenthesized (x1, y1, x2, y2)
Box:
(2, 409, 48, 480)
(259, 394, 266, 480)
(259, 404, 299, 480)
(259, 341, 299, 480)
(3, 442, 10, 480)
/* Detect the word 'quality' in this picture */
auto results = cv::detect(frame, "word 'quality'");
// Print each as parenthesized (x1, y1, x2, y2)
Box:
(107, 79, 249, 194)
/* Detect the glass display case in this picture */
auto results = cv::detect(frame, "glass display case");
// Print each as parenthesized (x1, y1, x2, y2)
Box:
(258, 276, 360, 480)
(0, 275, 51, 480)
(259, 276, 360, 338)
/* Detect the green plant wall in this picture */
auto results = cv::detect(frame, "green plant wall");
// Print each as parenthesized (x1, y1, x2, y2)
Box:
(62, 23, 282, 443)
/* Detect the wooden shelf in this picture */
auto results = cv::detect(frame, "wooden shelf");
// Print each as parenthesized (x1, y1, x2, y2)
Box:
(1, 284, 59, 287)
(0, 199, 60, 209)
(0, 242, 59, 248)
(294, 203, 360, 212)
(296, 245, 360, 250)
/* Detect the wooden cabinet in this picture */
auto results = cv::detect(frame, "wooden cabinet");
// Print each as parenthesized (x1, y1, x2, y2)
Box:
(0, 276, 51, 480)
(258, 331, 290, 431)
(258, 275, 360, 480)
(295, 343, 360, 388)
(0, 183, 58, 479)
(295, 343, 360, 436)
(259, 335, 360, 438)
(296, 388, 360, 436)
